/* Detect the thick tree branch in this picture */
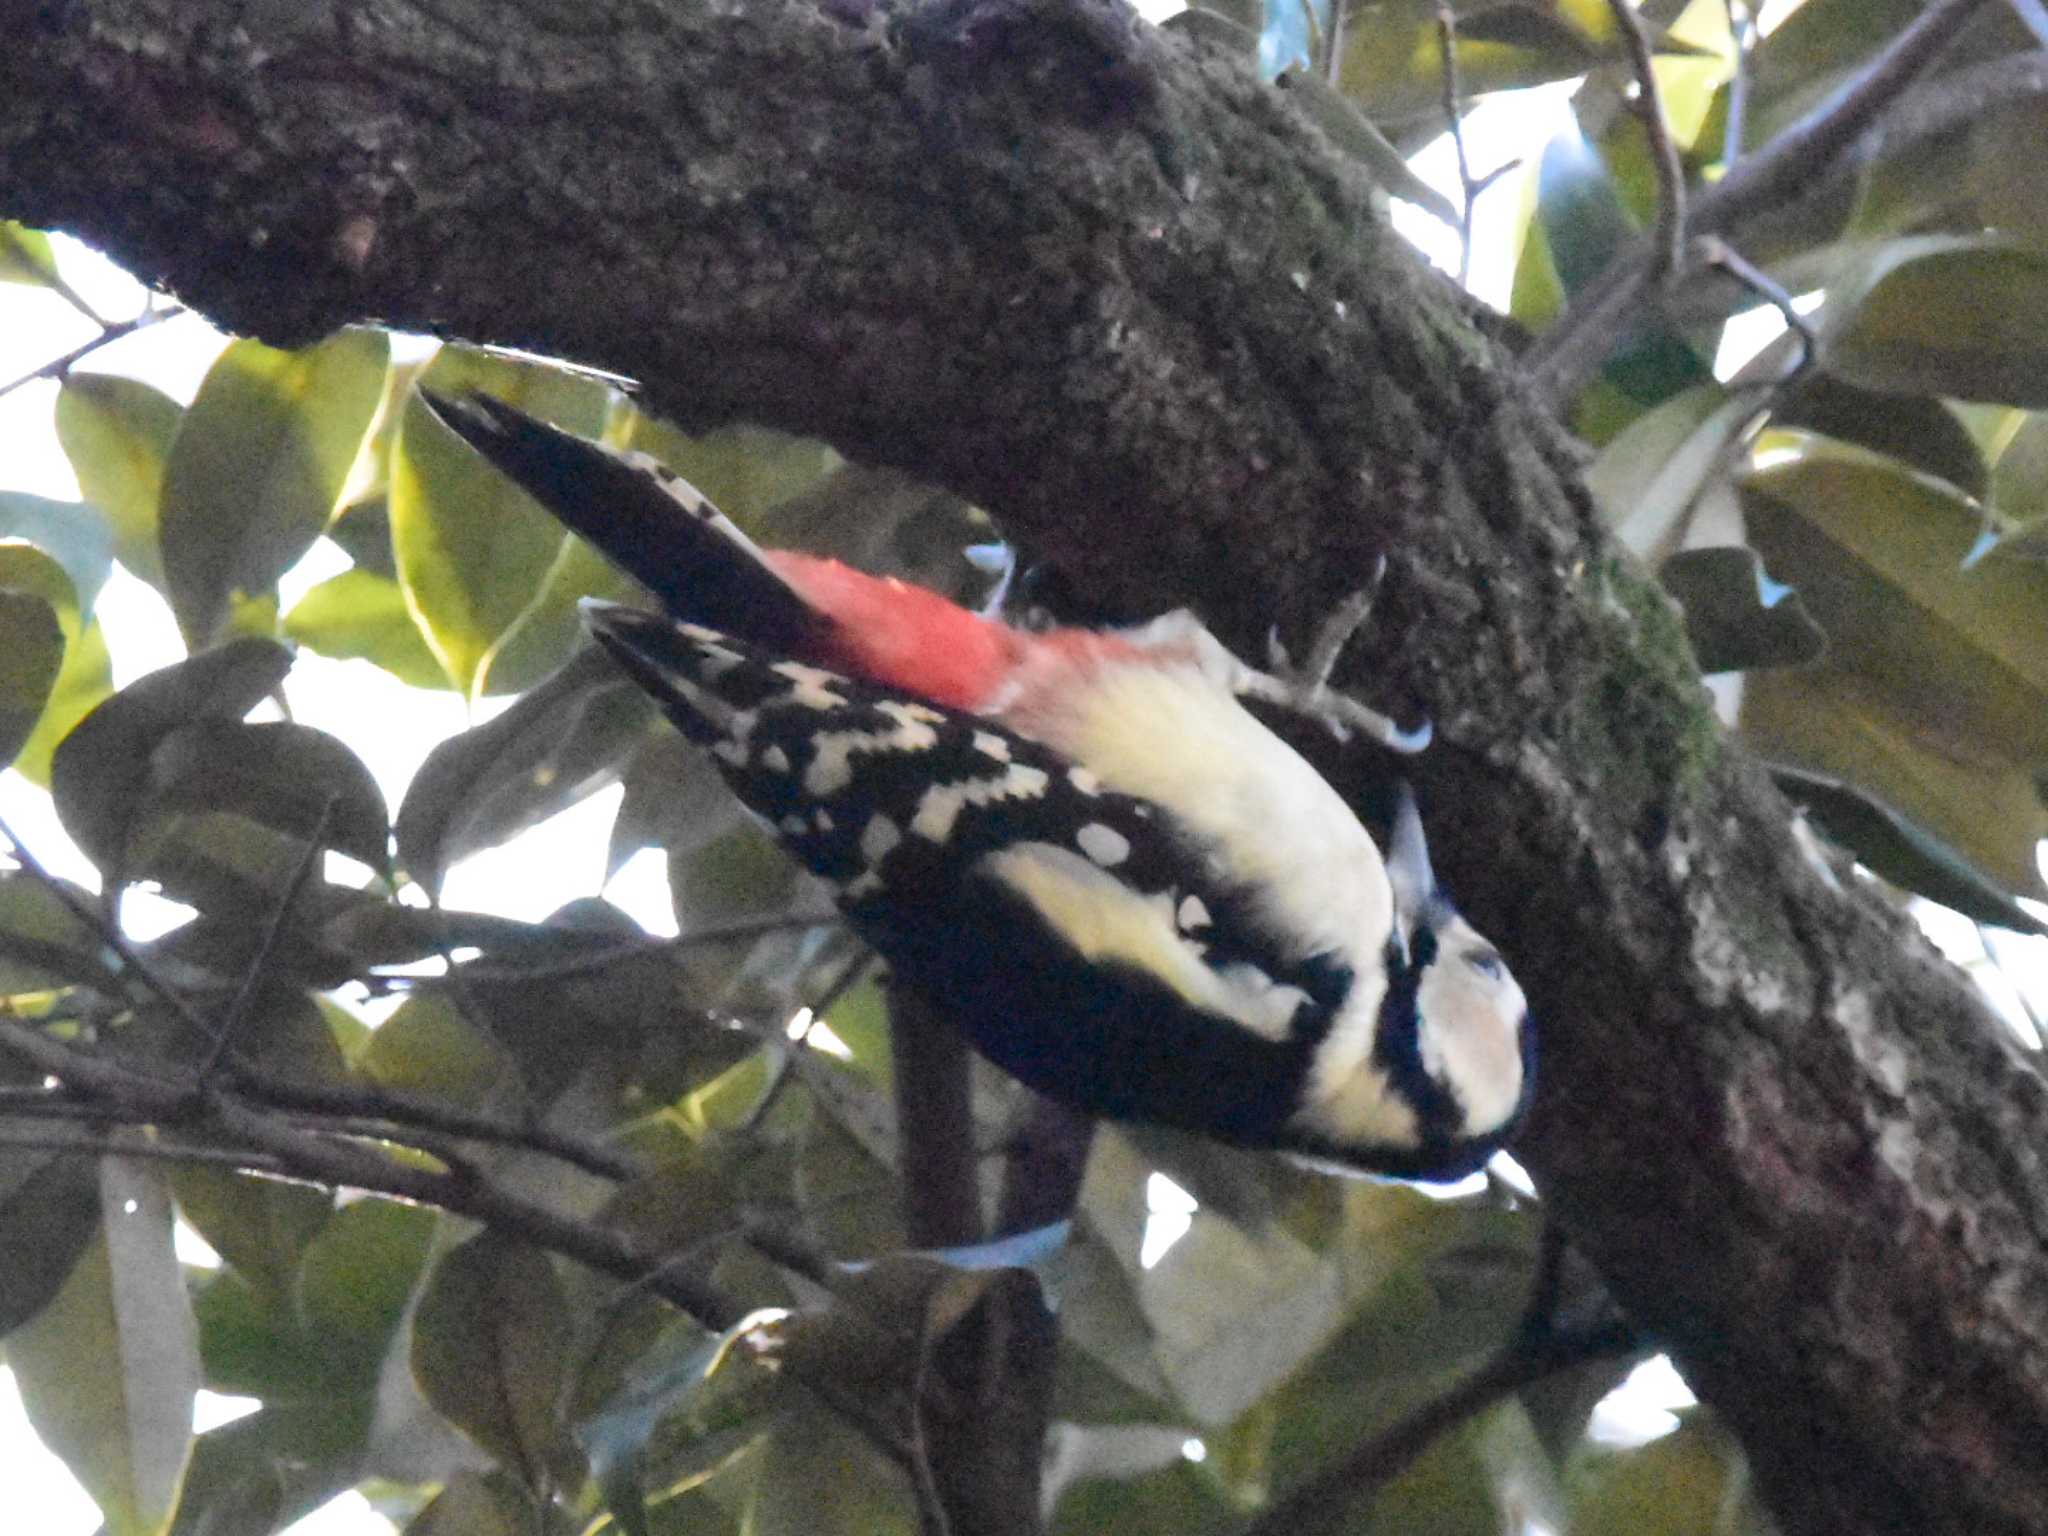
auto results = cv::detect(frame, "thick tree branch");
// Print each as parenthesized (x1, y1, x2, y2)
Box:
(5, 4, 2048, 1533)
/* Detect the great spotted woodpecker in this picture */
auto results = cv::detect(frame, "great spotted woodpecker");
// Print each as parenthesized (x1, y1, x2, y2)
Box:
(422, 392, 1532, 1178)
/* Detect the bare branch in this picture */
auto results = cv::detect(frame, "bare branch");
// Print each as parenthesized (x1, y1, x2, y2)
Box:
(1525, 0, 1992, 397)
(889, 983, 982, 1249)
(1604, 0, 1686, 281)
(0, 303, 188, 400)
(1696, 236, 1818, 387)
(1722, 0, 1755, 166)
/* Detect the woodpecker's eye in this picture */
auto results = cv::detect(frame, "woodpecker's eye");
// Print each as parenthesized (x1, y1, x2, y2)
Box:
(1465, 948, 1504, 980)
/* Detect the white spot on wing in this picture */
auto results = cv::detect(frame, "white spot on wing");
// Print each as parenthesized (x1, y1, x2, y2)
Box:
(804, 705, 941, 795)
(760, 744, 790, 773)
(1076, 823, 1130, 867)
(814, 809, 834, 831)
(678, 622, 723, 644)
(1068, 767, 1101, 796)
(772, 660, 851, 709)
(861, 814, 902, 865)
(1178, 894, 1211, 930)
(780, 815, 808, 835)
(714, 740, 749, 766)
(972, 731, 1011, 762)
(910, 764, 1052, 842)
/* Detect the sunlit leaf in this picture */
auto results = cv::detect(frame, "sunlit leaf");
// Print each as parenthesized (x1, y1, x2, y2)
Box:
(0, 493, 115, 618)
(159, 331, 389, 648)
(11, 1158, 200, 1536)
(282, 567, 451, 690)
(411, 1231, 585, 1493)
(56, 373, 184, 591)
(1587, 384, 1759, 560)
(391, 349, 611, 696)
(1566, 1411, 1747, 1536)
(0, 221, 62, 287)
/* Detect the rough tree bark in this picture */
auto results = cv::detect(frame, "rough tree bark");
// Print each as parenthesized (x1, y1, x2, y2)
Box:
(2, 1, 2044, 1532)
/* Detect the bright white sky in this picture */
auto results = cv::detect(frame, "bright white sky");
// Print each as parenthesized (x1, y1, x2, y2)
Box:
(9, 3, 2031, 1525)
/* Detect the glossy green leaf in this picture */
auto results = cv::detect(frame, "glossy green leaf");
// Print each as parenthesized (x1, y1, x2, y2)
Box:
(159, 331, 389, 647)
(391, 349, 611, 696)
(1770, 763, 2048, 934)
(0, 1146, 99, 1334)
(141, 718, 390, 871)
(50, 638, 293, 878)
(394, 645, 650, 893)
(1566, 1412, 1748, 1536)
(56, 373, 184, 591)
(1776, 376, 1987, 501)
(11, 1158, 201, 1536)
(1740, 451, 2048, 895)
(412, 1231, 585, 1493)
(1829, 243, 2048, 407)
(282, 567, 448, 690)
(1990, 412, 2048, 527)
(1335, 0, 1610, 132)
(1659, 547, 1826, 673)
(612, 410, 838, 534)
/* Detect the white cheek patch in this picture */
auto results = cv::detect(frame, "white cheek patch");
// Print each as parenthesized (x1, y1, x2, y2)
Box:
(910, 764, 1052, 843)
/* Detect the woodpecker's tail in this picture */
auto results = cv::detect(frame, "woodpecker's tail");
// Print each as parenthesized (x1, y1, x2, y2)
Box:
(421, 390, 828, 657)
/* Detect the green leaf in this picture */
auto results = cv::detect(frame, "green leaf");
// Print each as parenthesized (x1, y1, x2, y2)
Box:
(56, 373, 184, 591)
(394, 645, 650, 893)
(0, 222, 62, 287)
(1828, 243, 2048, 407)
(0, 582, 66, 766)
(403, 1471, 543, 1536)
(11, 1158, 201, 1536)
(1566, 1412, 1748, 1536)
(0, 1146, 99, 1334)
(1739, 451, 2048, 895)
(1658, 547, 1826, 673)
(746, 1402, 914, 1536)
(0, 869, 118, 994)
(412, 1231, 585, 1493)
(1776, 376, 1988, 501)
(1587, 384, 1759, 560)
(294, 1197, 437, 1380)
(360, 992, 509, 1102)
(171, 1168, 333, 1310)
(1770, 764, 2048, 934)
(49, 637, 293, 878)
(159, 331, 389, 647)
(282, 567, 448, 689)
(608, 728, 741, 879)
(16, 616, 113, 788)
(391, 348, 611, 696)
(578, 1330, 729, 1536)
(140, 718, 391, 871)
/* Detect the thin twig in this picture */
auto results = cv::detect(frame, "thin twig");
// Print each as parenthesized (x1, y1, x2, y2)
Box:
(1434, 6, 1479, 287)
(1239, 1320, 1641, 1536)
(200, 796, 337, 1078)
(1604, 0, 1687, 281)
(1524, 0, 1991, 399)
(1696, 236, 1818, 386)
(1323, 0, 1346, 87)
(1722, 0, 1755, 167)
(0, 305, 188, 402)
(0, 813, 219, 1051)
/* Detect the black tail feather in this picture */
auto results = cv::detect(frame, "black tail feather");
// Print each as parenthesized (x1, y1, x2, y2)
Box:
(419, 389, 825, 655)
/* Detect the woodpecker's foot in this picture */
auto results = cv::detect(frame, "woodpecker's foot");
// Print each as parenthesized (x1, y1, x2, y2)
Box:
(1244, 562, 1432, 754)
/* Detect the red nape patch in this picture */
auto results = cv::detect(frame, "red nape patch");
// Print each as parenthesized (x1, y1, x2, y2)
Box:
(765, 552, 1027, 712)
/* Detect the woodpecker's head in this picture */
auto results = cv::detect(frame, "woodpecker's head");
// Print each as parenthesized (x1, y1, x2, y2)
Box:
(1379, 786, 1532, 1169)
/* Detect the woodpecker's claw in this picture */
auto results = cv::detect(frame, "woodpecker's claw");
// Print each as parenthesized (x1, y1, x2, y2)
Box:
(1244, 562, 1432, 754)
